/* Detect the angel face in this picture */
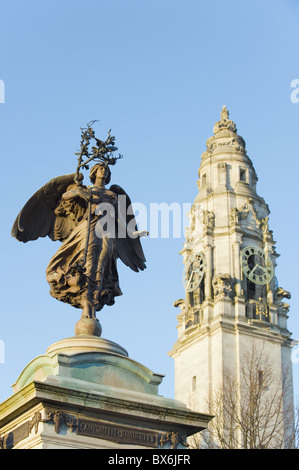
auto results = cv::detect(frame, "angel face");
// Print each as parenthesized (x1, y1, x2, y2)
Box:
(89, 163, 111, 185)
(96, 165, 108, 179)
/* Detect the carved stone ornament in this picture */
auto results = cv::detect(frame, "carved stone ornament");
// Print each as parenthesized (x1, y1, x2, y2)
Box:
(203, 210, 215, 234)
(218, 161, 227, 173)
(173, 299, 185, 314)
(212, 273, 232, 298)
(184, 226, 194, 242)
(42, 410, 78, 434)
(275, 287, 291, 301)
(201, 107, 248, 161)
(230, 198, 259, 226)
(275, 287, 291, 315)
(29, 411, 42, 434)
(173, 299, 186, 325)
(230, 199, 273, 241)
(213, 105, 237, 134)
(280, 303, 290, 315)
(159, 432, 188, 449)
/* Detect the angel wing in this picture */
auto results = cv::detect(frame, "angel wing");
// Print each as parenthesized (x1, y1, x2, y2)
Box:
(110, 184, 147, 273)
(11, 173, 84, 243)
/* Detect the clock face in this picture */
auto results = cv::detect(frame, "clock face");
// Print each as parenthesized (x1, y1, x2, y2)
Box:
(184, 253, 205, 292)
(241, 246, 273, 285)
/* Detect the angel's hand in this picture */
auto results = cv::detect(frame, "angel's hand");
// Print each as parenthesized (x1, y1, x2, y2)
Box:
(132, 230, 149, 238)
(78, 188, 92, 202)
(63, 188, 92, 202)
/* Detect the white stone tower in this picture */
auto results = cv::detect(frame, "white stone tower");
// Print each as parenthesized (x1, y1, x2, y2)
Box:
(169, 107, 295, 448)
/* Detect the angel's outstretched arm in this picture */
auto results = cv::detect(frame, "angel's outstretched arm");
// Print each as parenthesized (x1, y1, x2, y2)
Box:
(117, 207, 148, 239)
(134, 230, 149, 238)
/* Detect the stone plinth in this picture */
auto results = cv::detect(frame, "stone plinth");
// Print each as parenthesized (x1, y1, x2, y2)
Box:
(0, 336, 212, 449)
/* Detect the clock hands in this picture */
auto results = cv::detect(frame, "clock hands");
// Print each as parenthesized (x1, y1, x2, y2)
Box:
(250, 265, 258, 275)
(186, 269, 194, 290)
(183, 253, 205, 292)
(241, 246, 273, 285)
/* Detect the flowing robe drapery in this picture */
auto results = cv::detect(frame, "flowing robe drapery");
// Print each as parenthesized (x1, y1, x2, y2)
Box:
(46, 186, 122, 312)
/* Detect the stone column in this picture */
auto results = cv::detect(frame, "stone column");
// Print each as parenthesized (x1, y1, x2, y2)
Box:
(217, 162, 227, 191)
(233, 240, 242, 297)
(204, 244, 213, 300)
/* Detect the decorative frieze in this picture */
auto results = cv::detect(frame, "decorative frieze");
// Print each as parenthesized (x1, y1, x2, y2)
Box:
(31, 407, 188, 449)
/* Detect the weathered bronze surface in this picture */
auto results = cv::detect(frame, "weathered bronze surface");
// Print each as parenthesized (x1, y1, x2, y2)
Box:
(11, 123, 147, 331)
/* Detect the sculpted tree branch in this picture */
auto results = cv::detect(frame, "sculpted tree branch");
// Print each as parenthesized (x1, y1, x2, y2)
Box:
(74, 121, 122, 186)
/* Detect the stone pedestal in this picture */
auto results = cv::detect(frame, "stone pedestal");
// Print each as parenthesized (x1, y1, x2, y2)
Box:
(0, 335, 212, 449)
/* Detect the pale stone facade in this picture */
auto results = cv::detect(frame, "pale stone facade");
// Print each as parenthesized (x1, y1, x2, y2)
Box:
(169, 107, 294, 448)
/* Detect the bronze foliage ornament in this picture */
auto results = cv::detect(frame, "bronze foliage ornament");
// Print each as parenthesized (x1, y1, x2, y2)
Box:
(11, 122, 148, 336)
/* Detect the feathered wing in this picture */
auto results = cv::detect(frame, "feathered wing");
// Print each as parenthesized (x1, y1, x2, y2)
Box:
(110, 184, 147, 272)
(11, 173, 82, 243)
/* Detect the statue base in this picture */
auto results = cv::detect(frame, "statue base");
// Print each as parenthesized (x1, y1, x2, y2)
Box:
(74, 317, 102, 337)
(0, 335, 212, 449)
(46, 335, 128, 357)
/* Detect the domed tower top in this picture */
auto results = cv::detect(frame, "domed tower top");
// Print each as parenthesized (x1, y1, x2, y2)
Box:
(214, 105, 237, 133)
(202, 105, 246, 159)
(197, 106, 259, 199)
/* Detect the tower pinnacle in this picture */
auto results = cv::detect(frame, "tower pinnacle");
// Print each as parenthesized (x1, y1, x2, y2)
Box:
(220, 105, 229, 121)
(212, 105, 237, 136)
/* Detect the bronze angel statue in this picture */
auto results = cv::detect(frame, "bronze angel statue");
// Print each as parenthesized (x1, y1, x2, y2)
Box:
(11, 124, 147, 334)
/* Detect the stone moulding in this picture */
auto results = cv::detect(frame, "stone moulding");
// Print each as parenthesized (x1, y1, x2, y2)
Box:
(0, 375, 212, 449)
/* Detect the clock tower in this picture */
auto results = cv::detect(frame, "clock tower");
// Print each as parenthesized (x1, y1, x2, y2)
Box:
(169, 107, 295, 448)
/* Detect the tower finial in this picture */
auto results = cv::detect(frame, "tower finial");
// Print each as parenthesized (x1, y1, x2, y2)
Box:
(220, 105, 229, 121)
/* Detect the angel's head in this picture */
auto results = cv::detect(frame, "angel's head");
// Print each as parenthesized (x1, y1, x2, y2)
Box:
(89, 163, 111, 185)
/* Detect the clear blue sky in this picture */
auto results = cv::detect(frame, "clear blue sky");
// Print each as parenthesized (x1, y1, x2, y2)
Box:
(0, 0, 299, 404)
